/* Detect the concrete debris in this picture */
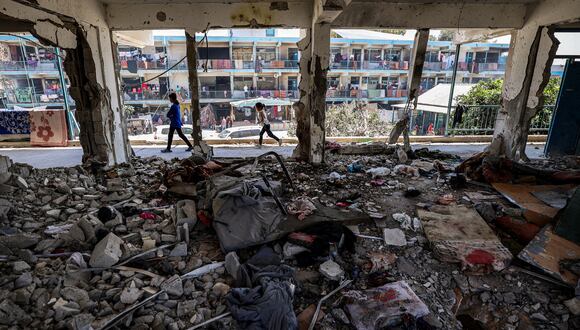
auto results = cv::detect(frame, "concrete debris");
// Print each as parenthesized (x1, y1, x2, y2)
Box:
(383, 228, 407, 246)
(0, 152, 576, 329)
(319, 260, 344, 281)
(89, 233, 124, 268)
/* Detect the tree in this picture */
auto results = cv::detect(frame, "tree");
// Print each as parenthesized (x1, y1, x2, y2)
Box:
(438, 30, 456, 41)
(378, 29, 406, 36)
(452, 77, 561, 134)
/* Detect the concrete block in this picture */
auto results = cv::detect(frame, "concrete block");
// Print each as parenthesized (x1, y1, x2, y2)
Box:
(319, 260, 344, 281)
(89, 233, 123, 268)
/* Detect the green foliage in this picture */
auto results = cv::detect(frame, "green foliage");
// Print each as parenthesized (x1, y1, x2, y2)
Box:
(378, 29, 406, 36)
(287, 102, 391, 137)
(123, 105, 135, 116)
(438, 30, 456, 41)
(325, 102, 391, 137)
(451, 77, 561, 135)
(455, 79, 504, 105)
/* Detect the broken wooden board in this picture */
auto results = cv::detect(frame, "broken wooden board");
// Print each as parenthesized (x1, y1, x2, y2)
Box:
(518, 225, 580, 286)
(492, 183, 577, 226)
(417, 205, 512, 272)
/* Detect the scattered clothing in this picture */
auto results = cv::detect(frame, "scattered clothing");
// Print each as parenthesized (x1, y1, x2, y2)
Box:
(287, 196, 316, 221)
(226, 246, 297, 330)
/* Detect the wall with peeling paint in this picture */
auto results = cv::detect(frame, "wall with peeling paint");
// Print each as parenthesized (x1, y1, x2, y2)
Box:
(106, 2, 312, 31)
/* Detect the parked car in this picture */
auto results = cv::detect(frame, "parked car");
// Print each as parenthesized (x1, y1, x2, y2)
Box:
(218, 126, 262, 139)
(153, 125, 194, 140)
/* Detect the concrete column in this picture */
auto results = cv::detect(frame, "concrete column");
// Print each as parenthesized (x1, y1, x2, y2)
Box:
(185, 31, 209, 156)
(491, 26, 559, 161)
(388, 29, 429, 149)
(292, 30, 312, 161)
(308, 23, 331, 164)
(229, 74, 234, 95)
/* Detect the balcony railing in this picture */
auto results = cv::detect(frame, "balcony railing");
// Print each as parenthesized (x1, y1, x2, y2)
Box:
(6, 93, 73, 105)
(0, 60, 58, 71)
(123, 89, 301, 101)
(326, 89, 408, 99)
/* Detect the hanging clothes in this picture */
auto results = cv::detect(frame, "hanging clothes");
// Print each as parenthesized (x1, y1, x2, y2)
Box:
(452, 104, 467, 128)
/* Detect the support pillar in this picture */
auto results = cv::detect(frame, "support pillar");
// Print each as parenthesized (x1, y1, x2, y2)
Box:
(388, 29, 429, 150)
(308, 23, 331, 164)
(185, 31, 209, 156)
(491, 26, 559, 161)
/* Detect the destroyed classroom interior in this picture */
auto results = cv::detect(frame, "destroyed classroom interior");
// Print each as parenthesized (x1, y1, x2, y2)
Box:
(1, 0, 580, 329)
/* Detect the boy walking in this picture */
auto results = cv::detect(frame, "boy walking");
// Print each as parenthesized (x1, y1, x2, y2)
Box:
(256, 102, 282, 147)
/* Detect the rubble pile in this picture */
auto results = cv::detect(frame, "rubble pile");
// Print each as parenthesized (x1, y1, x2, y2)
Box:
(0, 146, 578, 329)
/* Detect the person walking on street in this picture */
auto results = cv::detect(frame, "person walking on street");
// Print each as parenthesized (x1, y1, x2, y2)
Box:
(256, 102, 282, 147)
(162, 92, 193, 153)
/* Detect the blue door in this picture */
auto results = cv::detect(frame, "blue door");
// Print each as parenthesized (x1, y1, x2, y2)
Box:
(545, 59, 580, 156)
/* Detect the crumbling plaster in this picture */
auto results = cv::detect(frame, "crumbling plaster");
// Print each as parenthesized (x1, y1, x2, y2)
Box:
(491, 0, 580, 161)
(0, 0, 130, 165)
(106, 2, 312, 31)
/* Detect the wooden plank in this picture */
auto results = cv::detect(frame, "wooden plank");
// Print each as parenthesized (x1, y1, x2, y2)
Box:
(518, 225, 580, 286)
(418, 205, 512, 272)
(492, 183, 577, 226)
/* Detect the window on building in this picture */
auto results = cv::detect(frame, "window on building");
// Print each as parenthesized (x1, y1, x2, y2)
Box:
(232, 47, 253, 60)
(350, 76, 360, 86)
(288, 48, 299, 61)
(425, 51, 439, 62)
(266, 29, 275, 37)
(288, 76, 298, 90)
(256, 47, 276, 61)
(198, 47, 230, 59)
(327, 76, 339, 89)
(257, 76, 276, 90)
(234, 76, 253, 90)
(384, 49, 401, 62)
(364, 49, 382, 62)
(362, 76, 380, 88)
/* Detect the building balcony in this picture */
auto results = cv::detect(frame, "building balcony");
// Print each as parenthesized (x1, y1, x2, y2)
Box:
(0, 60, 59, 72)
(122, 89, 301, 103)
(326, 88, 408, 99)
(330, 60, 410, 71)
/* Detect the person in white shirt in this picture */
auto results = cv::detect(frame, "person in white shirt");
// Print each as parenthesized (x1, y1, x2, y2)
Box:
(256, 102, 282, 147)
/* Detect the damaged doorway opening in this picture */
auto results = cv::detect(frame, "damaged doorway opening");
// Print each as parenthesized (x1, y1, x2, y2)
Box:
(0, 32, 80, 147)
(115, 28, 303, 158)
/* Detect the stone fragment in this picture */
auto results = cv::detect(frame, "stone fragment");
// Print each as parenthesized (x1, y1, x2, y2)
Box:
(0, 299, 31, 325)
(14, 176, 28, 189)
(0, 233, 40, 249)
(212, 282, 230, 297)
(120, 281, 143, 305)
(14, 272, 33, 289)
(13, 261, 31, 273)
(89, 233, 123, 268)
(564, 298, 580, 316)
(319, 260, 344, 281)
(169, 242, 188, 257)
(46, 209, 61, 218)
(331, 308, 350, 324)
(61, 287, 90, 309)
(161, 275, 183, 297)
(177, 300, 197, 317)
(224, 251, 240, 280)
(383, 228, 407, 246)
(176, 199, 197, 227)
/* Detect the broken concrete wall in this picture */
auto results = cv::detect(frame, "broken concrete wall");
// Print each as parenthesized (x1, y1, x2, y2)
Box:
(491, 26, 558, 161)
(491, 0, 580, 161)
(292, 30, 312, 162)
(308, 23, 330, 164)
(0, 0, 130, 165)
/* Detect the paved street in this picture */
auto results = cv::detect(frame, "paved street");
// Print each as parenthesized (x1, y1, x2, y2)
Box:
(0, 143, 546, 169)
